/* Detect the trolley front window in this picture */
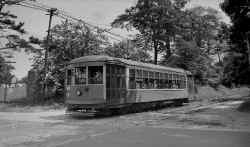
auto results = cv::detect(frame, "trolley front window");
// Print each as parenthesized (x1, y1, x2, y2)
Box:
(75, 67, 87, 85)
(66, 69, 73, 85)
(88, 66, 103, 84)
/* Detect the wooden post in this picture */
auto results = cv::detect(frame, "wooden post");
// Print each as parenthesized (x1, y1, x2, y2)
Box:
(43, 8, 57, 97)
(3, 83, 7, 103)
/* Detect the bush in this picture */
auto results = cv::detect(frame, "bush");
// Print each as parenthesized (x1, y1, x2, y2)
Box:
(238, 99, 250, 112)
(208, 78, 220, 90)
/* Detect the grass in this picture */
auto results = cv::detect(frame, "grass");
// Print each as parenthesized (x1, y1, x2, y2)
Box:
(0, 95, 65, 112)
(195, 85, 250, 101)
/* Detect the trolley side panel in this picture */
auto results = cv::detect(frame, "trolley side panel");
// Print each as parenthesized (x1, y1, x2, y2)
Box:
(126, 89, 188, 103)
(66, 85, 105, 104)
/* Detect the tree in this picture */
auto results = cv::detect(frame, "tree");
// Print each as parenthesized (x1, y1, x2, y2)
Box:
(48, 20, 107, 63)
(0, 0, 36, 54)
(221, 0, 250, 66)
(213, 22, 230, 65)
(180, 6, 222, 55)
(0, 55, 14, 84)
(32, 21, 108, 91)
(111, 0, 189, 64)
(0, 0, 36, 84)
(163, 39, 211, 84)
(104, 39, 151, 62)
(0, 0, 25, 32)
(220, 0, 250, 86)
(161, 6, 225, 84)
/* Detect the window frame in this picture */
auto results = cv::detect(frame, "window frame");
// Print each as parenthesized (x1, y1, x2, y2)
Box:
(66, 68, 73, 85)
(88, 66, 104, 85)
(128, 67, 186, 90)
(75, 66, 87, 85)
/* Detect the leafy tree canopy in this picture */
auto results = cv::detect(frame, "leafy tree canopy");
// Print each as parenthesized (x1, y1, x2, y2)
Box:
(104, 39, 151, 62)
(31, 21, 108, 89)
(0, 0, 37, 55)
(111, 0, 189, 64)
(0, 55, 14, 83)
(220, 0, 250, 86)
(0, 0, 38, 83)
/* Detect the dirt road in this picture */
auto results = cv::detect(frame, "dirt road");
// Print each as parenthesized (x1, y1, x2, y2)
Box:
(0, 100, 250, 147)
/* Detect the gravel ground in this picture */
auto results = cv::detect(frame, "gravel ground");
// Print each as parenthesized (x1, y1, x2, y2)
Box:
(0, 97, 250, 147)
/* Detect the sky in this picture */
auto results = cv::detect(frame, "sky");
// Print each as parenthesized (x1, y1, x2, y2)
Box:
(1, 0, 230, 79)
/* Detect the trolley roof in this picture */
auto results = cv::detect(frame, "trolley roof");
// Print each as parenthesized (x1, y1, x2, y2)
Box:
(70, 55, 192, 74)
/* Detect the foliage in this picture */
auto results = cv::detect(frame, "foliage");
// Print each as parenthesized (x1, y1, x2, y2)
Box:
(161, 6, 225, 84)
(181, 6, 221, 54)
(213, 22, 231, 65)
(220, 0, 250, 86)
(238, 99, 250, 112)
(111, 1, 228, 84)
(0, 0, 39, 84)
(111, 0, 189, 64)
(104, 39, 151, 62)
(222, 52, 250, 86)
(32, 21, 108, 91)
(163, 39, 211, 84)
(0, 0, 37, 53)
(0, 55, 14, 84)
(0, 0, 26, 33)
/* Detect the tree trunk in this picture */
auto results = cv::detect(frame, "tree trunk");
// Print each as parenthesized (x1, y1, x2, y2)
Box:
(165, 37, 171, 60)
(216, 47, 222, 65)
(246, 34, 250, 68)
(3, 83, 7, 103)
(153, 40, 158, 65)
(217, 51, 222, 65)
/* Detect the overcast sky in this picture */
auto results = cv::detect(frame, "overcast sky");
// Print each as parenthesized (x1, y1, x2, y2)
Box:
(2, 0, 229, 79)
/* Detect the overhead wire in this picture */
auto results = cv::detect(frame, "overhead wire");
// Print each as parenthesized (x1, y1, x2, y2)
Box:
(15, 1, 116, 53)
(56, 11, 125, 39)
(17, 0, 127, 42)
(54, 10, 111, 35)
(29, 1, 113, 28)
(29, 1, 104, 25)
(23, 0, 52, 10)
(16, 3, 47, 12)
(20, 1, 49, 11)
(55, 13, 122, 42)
(21, 0, 53, 11)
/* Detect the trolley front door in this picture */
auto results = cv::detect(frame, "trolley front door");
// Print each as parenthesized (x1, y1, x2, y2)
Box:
(106, 64, 126, 105)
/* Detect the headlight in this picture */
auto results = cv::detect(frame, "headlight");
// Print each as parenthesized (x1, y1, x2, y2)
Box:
(76, 90, 82, 96)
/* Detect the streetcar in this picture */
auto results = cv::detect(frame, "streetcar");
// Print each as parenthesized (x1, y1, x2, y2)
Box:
(65, 55, 194, 116)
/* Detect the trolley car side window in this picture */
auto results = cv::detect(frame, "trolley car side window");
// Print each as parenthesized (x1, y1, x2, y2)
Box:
(129, 69, 136, 89)
(66, 69, 73, 85)
(75, 67, 87, 85)
(88, 66, 103, 84)
(129, 69, 187, 89)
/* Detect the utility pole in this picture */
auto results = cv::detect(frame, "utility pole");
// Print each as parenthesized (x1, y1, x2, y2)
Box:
(3, 82, 7, 103)
(43, 8, 57, 97)
(246, 32, 250, 69)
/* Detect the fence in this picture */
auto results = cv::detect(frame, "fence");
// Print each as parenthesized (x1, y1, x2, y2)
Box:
(0, 83, 27, 102)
